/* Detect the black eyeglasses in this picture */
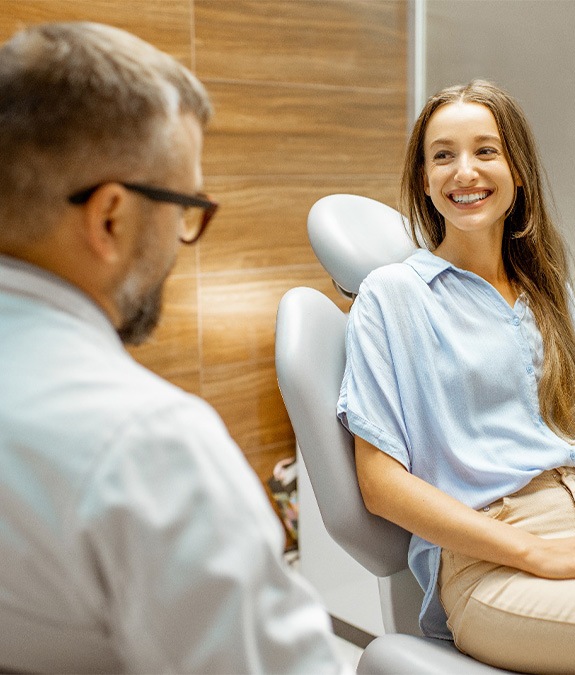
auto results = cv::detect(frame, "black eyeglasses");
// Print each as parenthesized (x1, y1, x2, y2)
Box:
(68, 182, 218, 244)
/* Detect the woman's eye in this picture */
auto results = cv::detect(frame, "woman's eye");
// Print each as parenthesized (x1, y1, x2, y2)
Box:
(478, 147, 498, 157)
(432, 150, 452, 162)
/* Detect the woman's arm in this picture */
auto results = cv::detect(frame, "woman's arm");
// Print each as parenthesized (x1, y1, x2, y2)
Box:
(355, 435, 575, 579)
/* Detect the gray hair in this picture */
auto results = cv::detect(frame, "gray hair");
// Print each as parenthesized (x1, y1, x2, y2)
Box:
(0, 22, 212, 245)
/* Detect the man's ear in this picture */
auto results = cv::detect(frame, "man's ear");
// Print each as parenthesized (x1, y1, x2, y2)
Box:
(81, 183, 131, 264)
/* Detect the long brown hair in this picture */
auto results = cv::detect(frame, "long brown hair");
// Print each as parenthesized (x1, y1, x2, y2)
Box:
(401, 80, 575, 441)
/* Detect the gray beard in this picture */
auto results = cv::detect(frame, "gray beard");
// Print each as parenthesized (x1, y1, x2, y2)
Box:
(116, 279, 164, 345)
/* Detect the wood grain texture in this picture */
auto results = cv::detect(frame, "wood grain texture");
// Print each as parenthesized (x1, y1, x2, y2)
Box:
(199, 267, 352, 458)
(0, 0, 193, 63)
(245, 441, 297, 492)
(202, 360, 292, 451)
(199, 175, 402, 273)
(195, 0, 406, 89)
(199, 264, 350, 369)
(202, 81, 405, 177)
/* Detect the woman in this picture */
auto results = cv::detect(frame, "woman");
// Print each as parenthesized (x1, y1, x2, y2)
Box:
(337, 80, 575, 673)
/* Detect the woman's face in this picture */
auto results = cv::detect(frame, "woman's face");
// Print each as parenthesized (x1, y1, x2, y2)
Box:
(422, 101, 518, 242)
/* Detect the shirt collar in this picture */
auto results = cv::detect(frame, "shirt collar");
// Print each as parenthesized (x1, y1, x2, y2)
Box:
(0, 254, 121, 345)
(404, 248, 529, 317)
(403, 248, 453, 283)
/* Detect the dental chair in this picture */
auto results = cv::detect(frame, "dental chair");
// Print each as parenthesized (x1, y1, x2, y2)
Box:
(275, 194, 513, 673)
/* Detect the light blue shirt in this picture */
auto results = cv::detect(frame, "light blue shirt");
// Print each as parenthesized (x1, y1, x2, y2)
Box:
(337, 248, 575, 639)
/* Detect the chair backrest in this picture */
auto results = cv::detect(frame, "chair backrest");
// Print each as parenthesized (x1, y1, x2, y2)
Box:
(275, 287, 410, 577)
(307, 193, 415, 297)
(275, 194, 418, 577)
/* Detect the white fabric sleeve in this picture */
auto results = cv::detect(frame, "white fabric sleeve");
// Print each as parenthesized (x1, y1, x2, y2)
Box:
(78, 397, 346, 674)
(338, 277, 412, 471)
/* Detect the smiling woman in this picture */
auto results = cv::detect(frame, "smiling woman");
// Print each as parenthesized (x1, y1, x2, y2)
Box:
(421, 101, 519, 305)
(337, 79, 575, 674)
(423, 103, 517, 236)
(401, 80, 575, 442)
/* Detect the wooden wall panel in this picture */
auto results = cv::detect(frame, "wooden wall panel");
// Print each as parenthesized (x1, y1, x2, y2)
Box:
(199, 265, 350, 369)
(195, 0, 407, 496)
(202, 82, 405, 177)
(0, 1, 192, 64)
(128, 270, 200, 390)
(200, 269, 351, 450)
(1, 1, 408, 543)
(194, 0, 405, 89)
(199, 175, 402, 274)
(202, 361, 293, 451)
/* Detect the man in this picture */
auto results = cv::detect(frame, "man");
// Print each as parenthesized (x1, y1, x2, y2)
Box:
(0, 22, 345, 673)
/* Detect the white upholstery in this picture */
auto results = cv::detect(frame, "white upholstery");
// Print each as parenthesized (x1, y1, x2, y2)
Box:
(275, 194, 514, 674)
(276, 287, 411, 577)
(358, 635, 511, 674)
(307, 193, 415, 296)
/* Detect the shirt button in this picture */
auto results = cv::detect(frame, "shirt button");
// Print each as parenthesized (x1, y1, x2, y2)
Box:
(570, 451, 575, 461)
(526, 365, 534, 375)
(483, 506, 490, 512)
(512, 317, 520, 326)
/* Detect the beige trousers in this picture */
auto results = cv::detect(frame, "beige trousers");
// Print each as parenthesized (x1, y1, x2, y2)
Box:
(439, 467, 575, 674)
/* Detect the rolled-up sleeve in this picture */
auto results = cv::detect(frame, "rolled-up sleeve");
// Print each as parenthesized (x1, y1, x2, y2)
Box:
(337, 273, 412, 472)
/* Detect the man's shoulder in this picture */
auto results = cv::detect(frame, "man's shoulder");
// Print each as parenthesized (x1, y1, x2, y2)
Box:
(76, 350, 210, 433)
(3, 326, 213, 457)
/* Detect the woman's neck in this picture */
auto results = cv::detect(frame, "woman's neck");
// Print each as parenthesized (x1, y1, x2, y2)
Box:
(433, 232, 518, 307)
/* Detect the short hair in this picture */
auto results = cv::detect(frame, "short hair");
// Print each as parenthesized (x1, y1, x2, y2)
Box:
(0, 22, 212, 245)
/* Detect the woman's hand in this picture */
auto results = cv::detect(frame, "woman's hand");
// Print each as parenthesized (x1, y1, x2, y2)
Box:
(523, 537, 575, 579)
(355, 436, 575, 580)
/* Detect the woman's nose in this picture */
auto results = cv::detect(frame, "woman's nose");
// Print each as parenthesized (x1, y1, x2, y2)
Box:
(454, 153, 478, 183)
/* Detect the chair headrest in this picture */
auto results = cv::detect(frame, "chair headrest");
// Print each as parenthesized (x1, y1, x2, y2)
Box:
(307, 194, 416, 296)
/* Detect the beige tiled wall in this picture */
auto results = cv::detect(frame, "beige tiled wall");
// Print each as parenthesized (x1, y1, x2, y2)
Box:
(0, 0, 407, 543)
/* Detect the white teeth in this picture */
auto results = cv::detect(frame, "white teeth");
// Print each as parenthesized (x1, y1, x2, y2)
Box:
(451, 191, 490, 204)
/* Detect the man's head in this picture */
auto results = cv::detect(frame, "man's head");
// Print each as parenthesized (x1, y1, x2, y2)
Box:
(0, 22, 213, 343)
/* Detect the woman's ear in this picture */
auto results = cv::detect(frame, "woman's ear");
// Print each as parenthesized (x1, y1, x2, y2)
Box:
(423, 169, 431, 196)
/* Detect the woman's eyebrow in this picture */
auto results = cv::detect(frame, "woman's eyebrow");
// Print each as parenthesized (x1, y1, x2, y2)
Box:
(474, 134, 503, 144)
(428, 134, 502, 149)
(428, 138, 454, 148)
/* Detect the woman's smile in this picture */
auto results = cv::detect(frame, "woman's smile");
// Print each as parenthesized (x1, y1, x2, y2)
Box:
(449, 189, 492, 206)
(423, 101, 519, 239)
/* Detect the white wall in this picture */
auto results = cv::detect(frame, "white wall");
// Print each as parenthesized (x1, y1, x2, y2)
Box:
(423, 0, 575, 251)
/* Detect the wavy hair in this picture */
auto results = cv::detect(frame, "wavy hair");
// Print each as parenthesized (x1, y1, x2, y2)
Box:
(400, 80, 575, 441)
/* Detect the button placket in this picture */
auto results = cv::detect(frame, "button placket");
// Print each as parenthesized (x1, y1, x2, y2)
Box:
(510, 310, 540, 424)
